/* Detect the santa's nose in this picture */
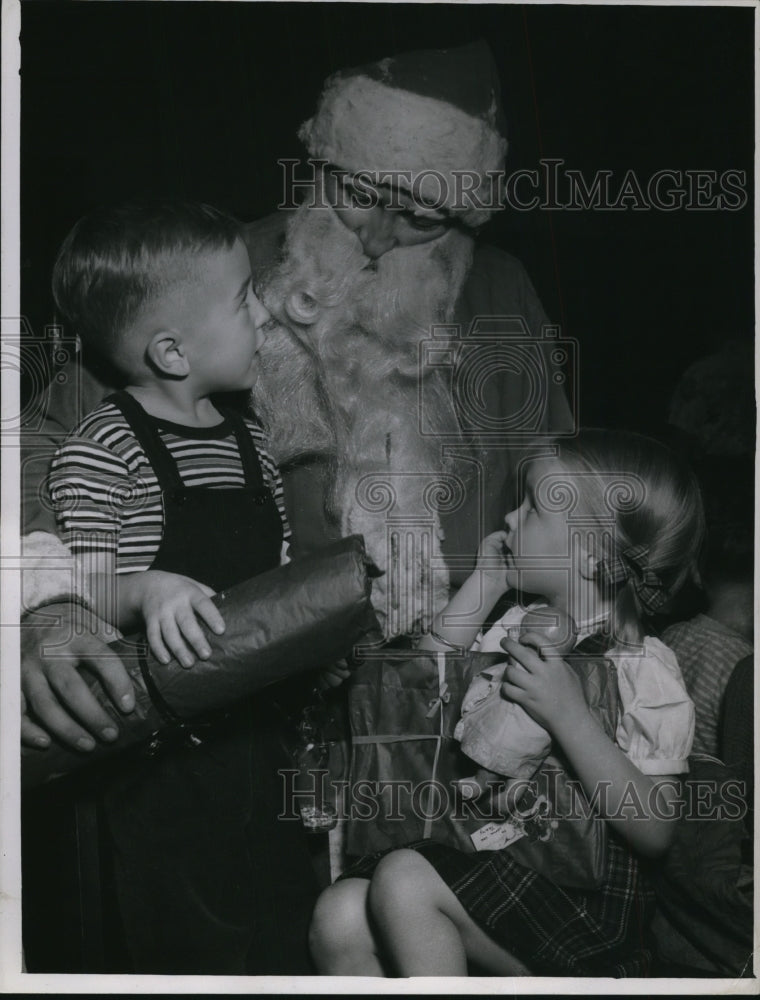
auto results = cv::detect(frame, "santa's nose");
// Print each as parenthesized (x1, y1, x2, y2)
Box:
(356, 208, 398, 258)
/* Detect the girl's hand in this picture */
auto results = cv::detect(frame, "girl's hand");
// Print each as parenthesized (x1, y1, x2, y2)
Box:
(318, 659, 353, 690)
(498, 635, 588, 734)
(475, 530, 511, 590)
(129, 571, 226, 668)
(501, 635, 684, 858)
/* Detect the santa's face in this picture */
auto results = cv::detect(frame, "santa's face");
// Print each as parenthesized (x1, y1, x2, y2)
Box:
(322, 167, 455, 259)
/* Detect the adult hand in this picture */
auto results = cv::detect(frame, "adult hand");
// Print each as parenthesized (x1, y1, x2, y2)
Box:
(21, 603, 136, 751)
(498, 635, 587, 735)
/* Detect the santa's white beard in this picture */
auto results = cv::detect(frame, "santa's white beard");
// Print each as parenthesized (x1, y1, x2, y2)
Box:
(253, 204, 474, 637)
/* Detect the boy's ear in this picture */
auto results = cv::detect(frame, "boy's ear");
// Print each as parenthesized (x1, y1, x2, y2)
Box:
(146, 330, 190, 378)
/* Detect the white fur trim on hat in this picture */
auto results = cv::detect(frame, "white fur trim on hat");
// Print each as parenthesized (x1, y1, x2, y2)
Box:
(300, 75, 507, 227)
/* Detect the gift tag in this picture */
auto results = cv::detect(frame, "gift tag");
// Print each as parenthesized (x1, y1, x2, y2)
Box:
(470, 819, 526, 852)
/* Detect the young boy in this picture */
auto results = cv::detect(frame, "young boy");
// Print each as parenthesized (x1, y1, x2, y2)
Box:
(46, 200, 319, 974)
(50, 200, 286, 664)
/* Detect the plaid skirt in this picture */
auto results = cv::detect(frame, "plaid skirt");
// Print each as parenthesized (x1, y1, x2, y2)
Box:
(341, 833, 655, 977)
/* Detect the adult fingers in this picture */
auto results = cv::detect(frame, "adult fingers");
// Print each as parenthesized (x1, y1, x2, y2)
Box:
(21, 691, 51, 749)
(22, 671, 98, 751)
(75, 636, 135, 713)
(45, 661, 121, 744)
(191, 594, 225, 637)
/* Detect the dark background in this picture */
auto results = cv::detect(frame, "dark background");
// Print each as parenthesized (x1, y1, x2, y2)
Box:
(20, 1, 754, 432)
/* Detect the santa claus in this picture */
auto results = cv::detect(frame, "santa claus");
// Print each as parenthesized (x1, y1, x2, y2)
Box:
(245, 41, 574, 636)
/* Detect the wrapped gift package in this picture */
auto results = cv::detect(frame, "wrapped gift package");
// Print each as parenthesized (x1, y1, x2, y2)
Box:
(22, 535, 380, 788)
(345, 645, 619, 889)
(346, 650, 502, 855)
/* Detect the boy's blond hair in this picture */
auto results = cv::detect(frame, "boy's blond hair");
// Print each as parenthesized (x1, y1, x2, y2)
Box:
(52, 200, 242, 371)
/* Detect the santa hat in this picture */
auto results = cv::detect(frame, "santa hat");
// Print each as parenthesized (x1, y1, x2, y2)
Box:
(299, 40, 508, 228)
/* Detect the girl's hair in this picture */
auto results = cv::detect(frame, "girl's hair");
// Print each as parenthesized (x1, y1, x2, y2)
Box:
(553, 429, 705, 645)
(52, 200, 242, 363)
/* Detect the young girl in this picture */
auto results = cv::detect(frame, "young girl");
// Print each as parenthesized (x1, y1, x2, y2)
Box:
(309, 429, 704, 977)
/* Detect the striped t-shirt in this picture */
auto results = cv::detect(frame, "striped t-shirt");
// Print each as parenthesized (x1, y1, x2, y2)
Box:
(49, 399, 290, 574)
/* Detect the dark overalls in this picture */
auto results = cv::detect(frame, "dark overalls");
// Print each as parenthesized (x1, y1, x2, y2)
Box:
(100, 391, 319, 974)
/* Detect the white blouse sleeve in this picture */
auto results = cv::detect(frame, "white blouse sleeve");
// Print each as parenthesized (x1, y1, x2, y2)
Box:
(612, 637, 695, 775)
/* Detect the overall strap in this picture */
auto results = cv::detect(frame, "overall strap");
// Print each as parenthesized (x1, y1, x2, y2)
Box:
(216, 407, 267, 492)
(105, 391, 184, 491)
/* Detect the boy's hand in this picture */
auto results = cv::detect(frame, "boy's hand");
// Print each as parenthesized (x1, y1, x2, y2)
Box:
(498, 636, 587, 735)
(129, 571, 226, 668)
(475, 530, 511, 590)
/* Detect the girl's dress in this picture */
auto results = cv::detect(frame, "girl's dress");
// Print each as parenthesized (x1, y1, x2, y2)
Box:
(342, 606, 695, 977)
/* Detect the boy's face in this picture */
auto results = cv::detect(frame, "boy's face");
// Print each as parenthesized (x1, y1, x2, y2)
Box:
(180, 238, 271, 393)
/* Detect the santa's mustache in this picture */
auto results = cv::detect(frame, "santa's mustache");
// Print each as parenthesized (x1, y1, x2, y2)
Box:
(251, 205, 473, 464)
(260, 204, 472, 373)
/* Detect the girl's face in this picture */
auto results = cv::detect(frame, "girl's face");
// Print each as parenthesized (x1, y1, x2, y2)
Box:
(503, 457, 579, 606)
